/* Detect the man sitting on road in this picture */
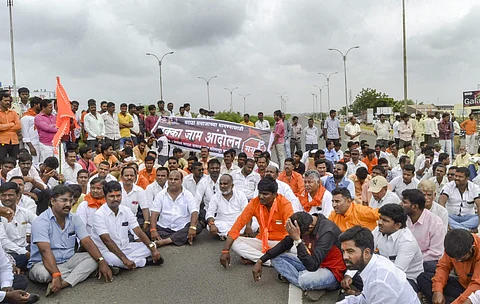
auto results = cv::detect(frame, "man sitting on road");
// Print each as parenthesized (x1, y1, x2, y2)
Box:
(401, 189, 445, 274)
(149, 171, 202, 247)
(145, 167, 169, 206)
(195, 159, 221, 223)
(220, 176, 294, 267)
(138, 155, 157, 186)
(337, 226, 420, 304)
(417, 180, 449, 229)
(231, 159, 261, 201)
(322, 162, 355, 199)
(368, 176, 401, 208)
(28, 185, 112, 296)
(206, 175, 258, 240)
(253, 211, 346, 302)
(391, 164, 419, 199)
(92, 181, 163, 270)
(346, 149, 367, 177)
(278, 158, 304, 196)
(87, 161, 117, 192)
(297, 170, 333, 216)
(265, 166, 302, 212)
(76, 177, 106, 234)
(328, 187, 379, 232)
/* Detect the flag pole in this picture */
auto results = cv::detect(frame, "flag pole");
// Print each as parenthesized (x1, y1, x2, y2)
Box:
(58, 142, 63, 184)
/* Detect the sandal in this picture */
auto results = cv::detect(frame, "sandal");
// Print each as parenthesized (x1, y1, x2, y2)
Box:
(277, 273, 289, 283)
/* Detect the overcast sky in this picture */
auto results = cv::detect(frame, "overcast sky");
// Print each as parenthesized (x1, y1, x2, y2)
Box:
(0, 0, 478, 114)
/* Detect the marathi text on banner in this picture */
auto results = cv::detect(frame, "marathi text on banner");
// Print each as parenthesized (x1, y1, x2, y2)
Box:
(151, 117, 273, 157)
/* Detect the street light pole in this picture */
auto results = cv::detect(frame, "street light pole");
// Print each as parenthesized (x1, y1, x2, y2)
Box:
(7, 0, 17, 100)
(329, 46, 359, 115)
(224, 87, 238, 111)
(402, 0, 408, 113)
(198, 76, 217, 110)
(310, 93, 316, 115)
(146, 51, 174, 101)
(318, 72, 338, 112)
(238, 94, 250, 113)
(276, 92, 287, 112)
(314, 84, 328, 120)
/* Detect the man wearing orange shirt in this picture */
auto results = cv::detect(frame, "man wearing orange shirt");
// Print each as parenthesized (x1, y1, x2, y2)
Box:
(220, 176, 294, 267)
(362, 149, 378, 174)
(418, 229, 480, 304)
(93, 143, 119, 167)
(278, 158, 305, 196)
(328, 187, 379, 232)
(0, 92, 21, 159)
(461, 113, 478, 154)
(139, 156, 157, 185)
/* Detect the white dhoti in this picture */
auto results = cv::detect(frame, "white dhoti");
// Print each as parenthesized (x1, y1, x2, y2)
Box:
(208, 218, 259, 237)
(231, 237, 281, 266)
(101, 242, 151, 269)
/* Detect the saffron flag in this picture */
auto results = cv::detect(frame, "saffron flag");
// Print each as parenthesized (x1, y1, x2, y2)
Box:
(53, 77, 79, 153)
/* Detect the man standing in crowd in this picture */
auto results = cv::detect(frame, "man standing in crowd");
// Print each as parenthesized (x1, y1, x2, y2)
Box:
(344, 116, 361, 143)
(157, 100, 169, 117)
(128, 104, 141, 145)
(21, 97, 42, 165)
(255, 112, 270, 130)
(12, 87, 29, 116)
(323, 110, 341, 145)
(102, 102, 121, 151)
(0, 92, 21, 159)
(240, 114, 254, 127)
(145, 105, 158, 137)
(303, 118, 318, 152)
(374, 114, 391, 147)
(83, 100, 105, 151)
(438, 113, 452, 158)
(118, 103, 133, 149)
(273, 110, 286, 171)
(34, 99, 58, 163)
(290, 116, 302, 156)
(460, 113, 477, 154)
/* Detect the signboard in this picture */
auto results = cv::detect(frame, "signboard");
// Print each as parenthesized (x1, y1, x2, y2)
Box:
(376, 107, 393, 115)
(366, 108, 374, 124)
(151, 117, 273, 157)
(463, 91, 480, 107)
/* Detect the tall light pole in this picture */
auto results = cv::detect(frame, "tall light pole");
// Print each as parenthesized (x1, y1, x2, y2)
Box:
(329, 46, 359, 115)
(314, 84, 328, 120)
(318, 72, 338, 111)
(238, 93, 250, 113)
(402, 0, 408, 112)
(146, 51, 174, 101)
(224, 87, 238, 112)
(276, 92, 287, 112)
(7, 0, 17, 100)
(310, 93, 316, 115)
(198, 76, 217, 110)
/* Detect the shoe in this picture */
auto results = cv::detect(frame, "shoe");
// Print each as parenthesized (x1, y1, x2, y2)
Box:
(146, 256, 164, 266)
(304, 290, 326, 302)
(25, 294, 40, 304)
(277, 274, 289, 284)
(110, 266, 120, 276)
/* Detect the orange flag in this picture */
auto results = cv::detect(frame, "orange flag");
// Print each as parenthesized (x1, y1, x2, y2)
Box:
(53, 77, 79, 153)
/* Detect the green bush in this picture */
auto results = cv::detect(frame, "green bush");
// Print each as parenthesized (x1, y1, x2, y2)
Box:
(214, 111, 278, 129)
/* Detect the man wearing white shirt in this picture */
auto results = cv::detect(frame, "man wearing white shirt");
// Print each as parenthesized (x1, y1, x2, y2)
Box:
(392, 115, 401, 146)
(386, 144, 400, 168)
(92, 181, 162, 270)
(391, 164, 419, 199)
(0, 242, 33, 302)
(62, 150, 83, 184)
(21, 97, 42, 165)
(428, 164, 448, 201)
(8, 177, 37, 214)
(299, 170, 333, 217)
(196, 159, 221, 223)
(265, 166, 303, 212)
(149, 171, 202, 247)
(391, 155, 411, 181)
(183, 103, 192, 118)
(0, 182, 37, 270)
(254, 112, 270, 130)
(102, 102, 121, 151)
(303, 118, 318, 151)
(206, 175, 258, 239)
(346, 149, 367, 177)
(344, 116, 361, 143)
(418, 179, 449, 229)
(374, 114, 391, 147)
(368, 176, 401, 208)
(83, 100, 105, 151)
(182, 162, 206, 196)
(220, 150, 239, 175)
(146, 167, 169, 206)
(86, 161, 117, 193)
(76, 178, 106, 235)
(7, 154, 47, 194)
(120, 167, 149, 230)
(128, 104, 141, 145)
(231, 159, 261, 200)
(338, 226, 420, 304)
(372, 204, 424, 291)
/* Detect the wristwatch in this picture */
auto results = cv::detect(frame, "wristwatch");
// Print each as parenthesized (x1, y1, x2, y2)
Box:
(189, 226, 197, 230)
(293, 239, 302, 247)
(149, 242, 156, 249)
(97, 257, 105, 262)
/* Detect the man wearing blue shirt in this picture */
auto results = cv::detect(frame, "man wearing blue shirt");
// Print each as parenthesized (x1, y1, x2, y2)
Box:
(322, 162, 355, 198)
(28, 185, 112, 296)
(324, 140, 339, 163)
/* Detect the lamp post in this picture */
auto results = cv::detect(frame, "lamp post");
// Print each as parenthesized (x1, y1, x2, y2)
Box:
(146, 51, 174, 101)
(318, 72, 338, 112)
(402, 0, 408, 113)
(276, 92, 287, 112)
(314, 84, 328, 120)
(328, 46, 359, 114)
(198, 76, 217, 110)
(310, 93, 316, 115)
(238, 94, 250, 113)
(7, 0, 16, 100)
(224, 87, 238, 111)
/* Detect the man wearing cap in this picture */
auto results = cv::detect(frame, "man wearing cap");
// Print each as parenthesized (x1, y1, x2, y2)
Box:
(368, 176, 401, 208)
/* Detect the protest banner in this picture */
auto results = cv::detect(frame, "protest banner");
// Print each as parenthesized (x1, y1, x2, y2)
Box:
(151, 117, 273, 157)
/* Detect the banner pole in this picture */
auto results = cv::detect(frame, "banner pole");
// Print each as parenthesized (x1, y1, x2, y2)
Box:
(58, 142, 62, 184)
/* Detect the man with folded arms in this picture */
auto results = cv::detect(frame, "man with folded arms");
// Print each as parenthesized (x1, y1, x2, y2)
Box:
(220, 176, 294, 267)
(206, 175, 257, 240)
(418, 229, 480, 304)
(0, 182, 37, 271)
(150, 171, 202, 247)
(252, 211, 346, 302)
(92, 181, 162, 270)
(28, 185, 112, 296)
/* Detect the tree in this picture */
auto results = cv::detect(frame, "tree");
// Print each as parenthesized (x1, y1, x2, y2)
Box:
(351, 88, 396, 114)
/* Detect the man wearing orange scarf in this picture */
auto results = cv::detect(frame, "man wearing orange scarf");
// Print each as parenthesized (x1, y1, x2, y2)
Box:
(297, 170, 333, 217)
(20, 97, 42, 165)
(76, 178, 106, 234)
(220, 176, 294, 267)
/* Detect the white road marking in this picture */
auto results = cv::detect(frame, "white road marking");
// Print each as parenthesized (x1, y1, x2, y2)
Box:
(288, 283, 303, 304)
